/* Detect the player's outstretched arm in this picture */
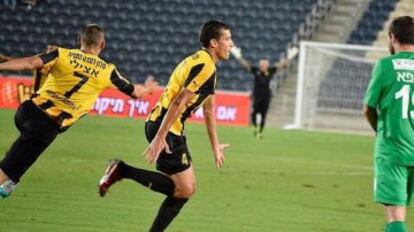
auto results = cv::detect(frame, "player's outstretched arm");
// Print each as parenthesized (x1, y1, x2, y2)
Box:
(0, 55, 44, 71)
(143, 88, 195, 164)
(203, 96, 229, 168)
(363, 105, 377, 132)
(131, 75, 159, 98)
(275, 46, 299, 71)
(0, 53, 13, 63)
(231, 46, 252, 71)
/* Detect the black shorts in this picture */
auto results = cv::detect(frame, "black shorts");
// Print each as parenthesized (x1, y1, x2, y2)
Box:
(253, 93, 271, 114)
(0, 100, 60, 183)
(145, 120, 192, 175)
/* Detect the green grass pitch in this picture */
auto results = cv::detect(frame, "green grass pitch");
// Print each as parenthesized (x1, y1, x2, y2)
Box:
(0, 109, 405, 231)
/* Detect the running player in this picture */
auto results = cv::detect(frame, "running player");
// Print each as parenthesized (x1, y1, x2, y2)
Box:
(0, 24, 157, 198)
(98, 20, 233, 231)
(364, 16, 414, 232)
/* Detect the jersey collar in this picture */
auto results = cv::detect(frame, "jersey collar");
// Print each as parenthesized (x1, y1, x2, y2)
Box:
(201, 48, 214, 62)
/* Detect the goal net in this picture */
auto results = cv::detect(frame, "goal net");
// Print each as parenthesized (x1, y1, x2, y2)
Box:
(290, 41, 389, 133)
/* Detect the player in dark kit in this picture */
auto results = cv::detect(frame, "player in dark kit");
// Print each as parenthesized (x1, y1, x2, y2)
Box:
(0, 24, 157, 198)
(98, 20, 233, 232)
(231, 46, 296, 138)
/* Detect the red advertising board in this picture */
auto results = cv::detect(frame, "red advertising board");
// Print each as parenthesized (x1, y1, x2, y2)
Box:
(0, 75, 250, 126)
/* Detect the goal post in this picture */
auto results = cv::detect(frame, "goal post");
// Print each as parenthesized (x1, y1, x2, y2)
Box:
(288, 41, 388, 133)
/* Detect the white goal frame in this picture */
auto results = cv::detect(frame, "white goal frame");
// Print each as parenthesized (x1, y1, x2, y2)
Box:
(289, 41, 388, 132)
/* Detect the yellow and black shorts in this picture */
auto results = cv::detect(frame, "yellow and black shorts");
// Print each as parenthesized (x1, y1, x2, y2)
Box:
(145, 120, 192, 175)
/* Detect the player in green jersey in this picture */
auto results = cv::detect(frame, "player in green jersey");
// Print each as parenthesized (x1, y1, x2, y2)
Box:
(364, 16, 414, 232)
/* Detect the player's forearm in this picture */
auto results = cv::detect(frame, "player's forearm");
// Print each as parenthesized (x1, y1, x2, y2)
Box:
(0, 56, 43, 71)
(204, 111, 220, 150)
(0, 54, 13, 63)
(155, 93, 188, 139)
(238, 57, 251, 71)
(364, 106, 377, 132)
(203, 98, 219, 149)
(131, 84, 148, 98)
(276, 58, 289, 71)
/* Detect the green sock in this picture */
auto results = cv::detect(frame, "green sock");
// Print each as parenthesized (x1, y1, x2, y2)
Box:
(385, 221, 407, 232)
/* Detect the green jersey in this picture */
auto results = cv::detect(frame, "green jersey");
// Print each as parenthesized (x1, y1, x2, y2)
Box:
(364, 51, 414, 165)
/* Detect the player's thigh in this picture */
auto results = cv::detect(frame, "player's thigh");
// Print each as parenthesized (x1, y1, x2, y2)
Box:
(156, 134, 192, 172)
(374, 157, 409, 206)
(169, 165, 196, 197)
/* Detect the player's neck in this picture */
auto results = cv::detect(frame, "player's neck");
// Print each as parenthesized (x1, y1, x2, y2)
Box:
(395, 44, 414, 53)
(206, 48, 219, 64)
(80, 46, 101, 56)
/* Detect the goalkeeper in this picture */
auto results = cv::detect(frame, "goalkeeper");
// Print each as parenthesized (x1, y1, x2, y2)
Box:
(231, 46, 297, 138)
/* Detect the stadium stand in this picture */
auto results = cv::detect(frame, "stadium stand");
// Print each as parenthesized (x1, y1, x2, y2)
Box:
(371, 0, 414, 49)
(317, 0, 398, 110)
(348, 0, 399, 45)
(0, 0, 319, 91)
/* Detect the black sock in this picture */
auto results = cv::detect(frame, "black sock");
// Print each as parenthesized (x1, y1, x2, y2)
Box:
(259, 113, 266, 133)
(149, 197, 188, 232)
(117, 162, 174, 196)
(251, 112, 257, 127)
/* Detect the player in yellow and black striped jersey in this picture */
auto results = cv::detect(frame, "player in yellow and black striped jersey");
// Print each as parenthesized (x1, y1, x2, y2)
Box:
(99, 20, 233, 231)
(0, 24, 158, 199)
(147, 48, 216, 135)
(30, 46, 141, 129)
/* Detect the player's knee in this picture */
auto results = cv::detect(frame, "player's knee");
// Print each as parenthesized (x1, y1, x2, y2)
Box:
(385, 205, 406, 222)
(174, 183, 196, 198)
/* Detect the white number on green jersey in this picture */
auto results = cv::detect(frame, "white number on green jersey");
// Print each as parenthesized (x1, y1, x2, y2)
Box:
(395, 84, 414, 119)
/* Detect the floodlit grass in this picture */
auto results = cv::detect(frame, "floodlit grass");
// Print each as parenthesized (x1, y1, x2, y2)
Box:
(0, 109, 401, 231)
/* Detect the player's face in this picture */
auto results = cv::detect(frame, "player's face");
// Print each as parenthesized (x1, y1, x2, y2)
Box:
(259, 59, 270, 71)
(214, 29, 233, 60)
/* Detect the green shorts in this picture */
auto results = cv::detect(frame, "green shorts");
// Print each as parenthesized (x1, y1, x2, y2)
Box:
(374, 157, 414, 206)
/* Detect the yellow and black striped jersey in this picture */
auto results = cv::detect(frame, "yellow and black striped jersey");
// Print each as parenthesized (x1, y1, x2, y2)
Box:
(148, 49, 216, 135)
(31, 47, 134, 129)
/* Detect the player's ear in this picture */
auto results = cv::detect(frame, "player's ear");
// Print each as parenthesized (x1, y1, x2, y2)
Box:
(100, 39, 106, 50)
(210, 39, 218, 48)
(389, 32, 397, 44)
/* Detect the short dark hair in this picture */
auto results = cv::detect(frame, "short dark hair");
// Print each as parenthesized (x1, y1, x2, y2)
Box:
(199, 20, 230, 48)
(80, 24, 105, 46)
(389, 16, 414, 45)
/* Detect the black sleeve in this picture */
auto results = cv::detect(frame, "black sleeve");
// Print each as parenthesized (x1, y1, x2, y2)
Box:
(110, 69, 134, 96)
(38, 49, 59, 64)
(269, 67, 277, 76)
(250, 66, 258, 74)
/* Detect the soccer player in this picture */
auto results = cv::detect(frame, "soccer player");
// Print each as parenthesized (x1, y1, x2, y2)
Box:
(364, 16, 414, 232)
(98, 20, 232, 231)
(0, 24, 157, 198)
(231, 46, 296, 138)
